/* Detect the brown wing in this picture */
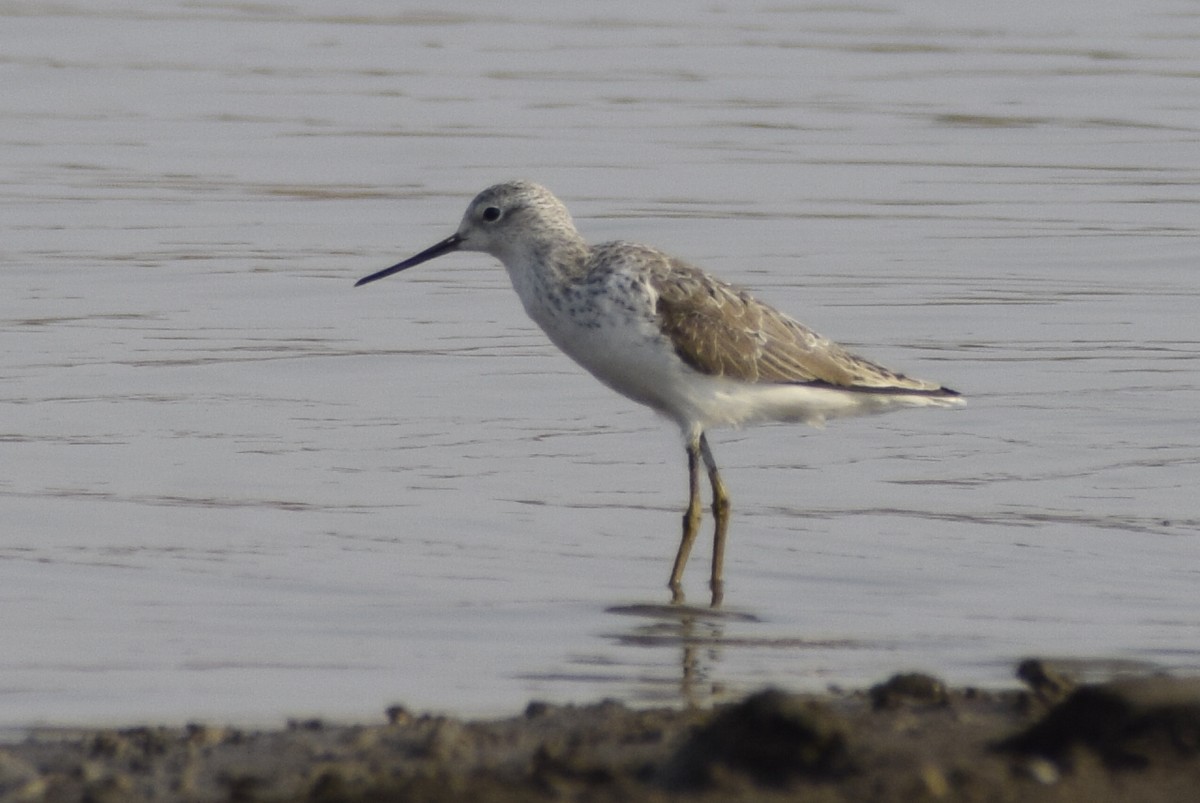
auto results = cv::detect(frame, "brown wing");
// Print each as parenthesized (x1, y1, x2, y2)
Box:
(648, 256, 949, 393)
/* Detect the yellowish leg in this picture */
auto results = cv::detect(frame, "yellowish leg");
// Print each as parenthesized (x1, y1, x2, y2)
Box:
(669, 437, 703, 604)
(700, 434, 730, 607)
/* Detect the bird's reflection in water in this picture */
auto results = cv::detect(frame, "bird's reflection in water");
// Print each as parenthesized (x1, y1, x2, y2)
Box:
(607, 603, 759, 708)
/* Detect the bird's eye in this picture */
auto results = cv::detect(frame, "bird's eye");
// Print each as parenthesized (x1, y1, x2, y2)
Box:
(482, 206, 502, 222)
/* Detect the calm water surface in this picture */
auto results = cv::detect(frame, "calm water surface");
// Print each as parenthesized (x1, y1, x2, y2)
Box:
(2, 0, 1199, 728)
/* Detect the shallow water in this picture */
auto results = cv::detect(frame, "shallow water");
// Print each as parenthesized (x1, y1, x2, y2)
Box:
(2, 0, 1199, 728)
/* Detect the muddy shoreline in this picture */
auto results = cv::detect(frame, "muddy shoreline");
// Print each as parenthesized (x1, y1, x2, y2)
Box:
(4, 663, 1200, 802)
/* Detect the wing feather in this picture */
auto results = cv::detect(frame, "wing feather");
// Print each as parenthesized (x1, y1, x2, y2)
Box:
(642, 254, 953, 395)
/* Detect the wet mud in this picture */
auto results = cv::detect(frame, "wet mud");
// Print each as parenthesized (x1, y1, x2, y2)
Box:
(4, 663, 1200, 802)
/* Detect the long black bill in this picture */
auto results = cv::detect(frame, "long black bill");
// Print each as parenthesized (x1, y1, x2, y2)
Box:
(355, 233, 463, 287)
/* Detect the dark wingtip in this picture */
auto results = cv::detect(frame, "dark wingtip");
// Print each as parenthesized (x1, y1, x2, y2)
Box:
(796, 379, 964, 398)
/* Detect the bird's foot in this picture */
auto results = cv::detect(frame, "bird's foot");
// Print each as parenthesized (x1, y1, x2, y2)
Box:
(669, 582, 686, 606)
(709, 579, 724, 609)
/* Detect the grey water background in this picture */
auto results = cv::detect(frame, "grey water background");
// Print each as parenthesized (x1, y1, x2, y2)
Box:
(3, 0, 1198, 727)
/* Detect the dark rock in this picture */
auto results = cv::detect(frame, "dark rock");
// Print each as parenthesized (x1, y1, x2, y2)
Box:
(1016, 659, 1077, 706)
(664, 688, 853, 788)
(287, 718, 324, 731)
(869, 673, 949, 710)
(384, 705, 411, 726)
(998, 677, 1200, 769)
(524, 701, 553, 719)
